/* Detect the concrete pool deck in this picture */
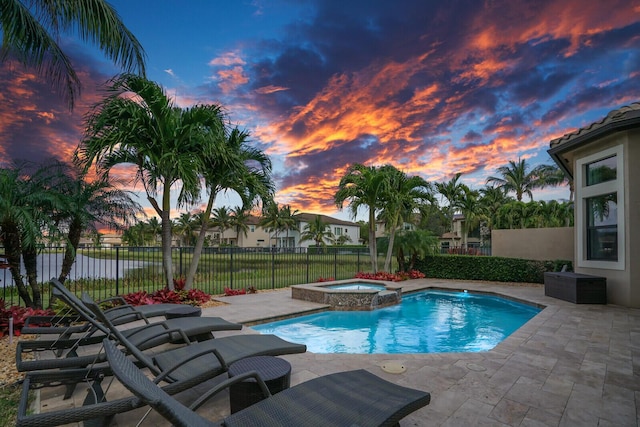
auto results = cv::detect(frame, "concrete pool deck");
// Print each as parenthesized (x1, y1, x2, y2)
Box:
(37, 278, 640, 426)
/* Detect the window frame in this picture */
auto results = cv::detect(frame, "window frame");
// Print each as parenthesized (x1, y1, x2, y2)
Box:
(576, 145, 625, 270)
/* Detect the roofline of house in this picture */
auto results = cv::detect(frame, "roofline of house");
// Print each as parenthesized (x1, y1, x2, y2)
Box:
(547, 108, 640, 179)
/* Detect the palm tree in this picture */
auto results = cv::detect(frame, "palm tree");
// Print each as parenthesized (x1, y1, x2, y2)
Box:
(184, 127, 274, 289)
(455, 187, 481, 249)
(279, 205, 299, 248)
(174, 213, 197, 246)
(486, 158, 550, 201)
(259, 202, 284, 249)
(435, 173, 466, 232)
(394, 229, 438, 272)
(335, 164, 388, 272)
(146, 217, 162, 246)
(36, 161, 142, 284)
(478, 185, 512, 240)
(299, 215, 335, 250)
(532, 164, 574, 201)
(211, 207, 233, 246)
(230, 207, 251, 246)
(77, 74, 226, 289)
(0, 162, 63, 308)
(1, 0, 146, 109)
(378, 165, 434, 272)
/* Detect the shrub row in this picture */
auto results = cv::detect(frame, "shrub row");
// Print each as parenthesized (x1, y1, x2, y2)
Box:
(413, 255, 572, 283)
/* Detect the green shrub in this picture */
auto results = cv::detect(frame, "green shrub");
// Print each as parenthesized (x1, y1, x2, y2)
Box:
(414, 255, 573, 283)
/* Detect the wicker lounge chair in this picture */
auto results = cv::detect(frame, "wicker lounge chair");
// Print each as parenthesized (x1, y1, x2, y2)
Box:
(102, 338, 431, 426)
(16, 295, 307, 427)
(17, 283, 242, 372)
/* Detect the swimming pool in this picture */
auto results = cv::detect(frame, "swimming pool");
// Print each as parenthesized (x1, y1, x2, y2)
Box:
(253, 289, 541, 354)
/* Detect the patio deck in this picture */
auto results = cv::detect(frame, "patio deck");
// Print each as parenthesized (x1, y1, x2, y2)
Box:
(37, 278, 640, 426)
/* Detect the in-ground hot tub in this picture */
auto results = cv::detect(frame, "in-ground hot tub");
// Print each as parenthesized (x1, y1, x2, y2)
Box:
(291, 279, 402, 310)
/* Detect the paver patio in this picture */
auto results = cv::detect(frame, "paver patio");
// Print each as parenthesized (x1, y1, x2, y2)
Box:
(36, 279, 640, 426)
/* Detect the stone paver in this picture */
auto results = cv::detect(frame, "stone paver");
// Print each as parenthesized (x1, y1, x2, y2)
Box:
(33, 279, 640, 426)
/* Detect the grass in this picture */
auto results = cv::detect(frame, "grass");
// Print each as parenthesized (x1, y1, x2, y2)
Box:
(0, 384, 21, 427)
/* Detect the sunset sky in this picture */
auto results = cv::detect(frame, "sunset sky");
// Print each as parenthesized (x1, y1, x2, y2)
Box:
(1, 0, 639, 222)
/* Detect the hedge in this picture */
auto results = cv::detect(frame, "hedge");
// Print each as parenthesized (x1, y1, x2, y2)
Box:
(413, 255, 572, 283)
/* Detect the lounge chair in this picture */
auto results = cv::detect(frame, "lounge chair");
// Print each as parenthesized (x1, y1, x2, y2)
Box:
(17, 285, 242, 372)
(102, 338, 431, 426)
(16, 295, 307, 427)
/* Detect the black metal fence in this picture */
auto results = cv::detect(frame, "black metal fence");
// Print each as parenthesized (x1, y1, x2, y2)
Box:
(1, 246, 393, 306)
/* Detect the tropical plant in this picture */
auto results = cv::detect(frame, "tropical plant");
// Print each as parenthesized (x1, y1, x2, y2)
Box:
(184, 126, 274, 289)
(378, 165, 434, 272)
(0, 162, 63, 308)
(0, 0, 146, 109)
(486, 158, 556, 201)
(279, 205, 299, 248)
(455, 187, 481, 249)
(174, 213, 197, 246)
(299, 215, 335, 250)
(77, 74, 226, 289)
(335, 164, 388, 272)
(211, 207, 233, 245)
(435, 172, 466, 237)
(478, 185, 512, 239)
(259, 202, 283, 248)
(230, 206, 251, 245)
(35, 161, 142, 284)
(393, 229, 439, 272)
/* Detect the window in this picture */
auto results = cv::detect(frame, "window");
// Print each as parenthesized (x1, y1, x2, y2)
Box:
(586, 193, 617, 260)
(576, 145, 624, 270)
(334, 227, 342, 236)
(250, 225, 255, 232)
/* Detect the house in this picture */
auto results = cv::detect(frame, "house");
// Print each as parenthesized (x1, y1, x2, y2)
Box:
(438, 214, 481, 251)
(548, 102, 640, 307)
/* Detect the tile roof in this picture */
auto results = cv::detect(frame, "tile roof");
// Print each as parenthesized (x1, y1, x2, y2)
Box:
(549, 102, 640, 149)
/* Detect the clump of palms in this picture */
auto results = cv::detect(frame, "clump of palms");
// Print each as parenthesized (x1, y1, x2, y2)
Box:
(0, 160, 140, 308)
(77, 74, 257, 290)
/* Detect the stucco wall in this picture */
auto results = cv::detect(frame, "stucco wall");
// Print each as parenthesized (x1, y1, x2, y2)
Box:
(491, 227, 574, 261)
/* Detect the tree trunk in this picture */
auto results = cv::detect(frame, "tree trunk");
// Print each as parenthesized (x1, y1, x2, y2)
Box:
(22, 246, 42, 308)
(185, 193, 216, 290)
(1, 223, 34, 307)
(58, 218, 82, 283)
(368, 209, 378, 273)
(159, 184, 174, 290)
(396, 246, 406, 272)
(383, 216, 398, 272)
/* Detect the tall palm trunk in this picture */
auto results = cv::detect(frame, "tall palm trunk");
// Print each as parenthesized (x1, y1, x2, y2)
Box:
(368, 209, 378, 273)
(384, 221, 397, 273)
(185, 194, 215, 290)
(159, 184, 174, 289)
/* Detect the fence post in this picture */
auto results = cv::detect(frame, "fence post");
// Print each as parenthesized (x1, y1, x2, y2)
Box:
(179, 247, 183, 278)
(306, 249, 309, 283)
(357, 249, 360, 273)
(115, 247, 120, 296)
(334, 248, 337, 279)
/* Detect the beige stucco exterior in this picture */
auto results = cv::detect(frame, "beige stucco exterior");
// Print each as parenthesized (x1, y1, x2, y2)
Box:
(491, 227, 574, 262)
(548, 103, 640, 307)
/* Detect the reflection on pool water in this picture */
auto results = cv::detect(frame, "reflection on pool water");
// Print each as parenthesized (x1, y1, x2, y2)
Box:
(253, 290, 541, 354)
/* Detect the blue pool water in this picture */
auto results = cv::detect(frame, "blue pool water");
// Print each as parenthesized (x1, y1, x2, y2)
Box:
(253, 290, 540, 354)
